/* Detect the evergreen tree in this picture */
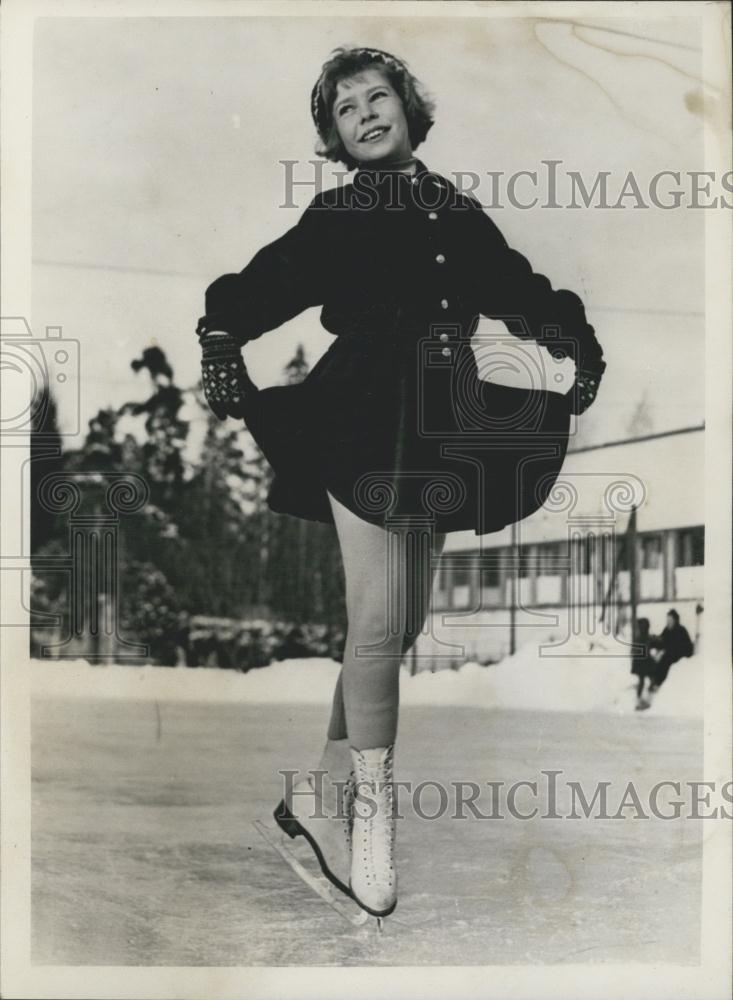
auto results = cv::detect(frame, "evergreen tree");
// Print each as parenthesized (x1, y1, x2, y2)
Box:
(177, 405, 262, 616)
(29, 387, 69, 650)
(119, 346, 189, 520)
(30, 339, 349, 662)
(119, 560, 181, 664)
(30, 387, 65, 553)
(284, 343, 309, 384)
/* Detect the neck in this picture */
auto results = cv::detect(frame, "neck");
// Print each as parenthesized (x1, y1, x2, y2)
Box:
(358, 155, 418, 175)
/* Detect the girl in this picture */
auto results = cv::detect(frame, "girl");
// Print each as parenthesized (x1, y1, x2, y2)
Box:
(196, 47, 606, 921)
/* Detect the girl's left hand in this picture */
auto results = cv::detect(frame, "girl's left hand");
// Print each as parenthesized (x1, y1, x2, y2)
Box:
(569, 359, 606, 415)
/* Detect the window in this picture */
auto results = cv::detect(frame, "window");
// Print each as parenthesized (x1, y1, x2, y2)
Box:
(593, 533, 616, 578)
(538, 542, 565, 575)
(575, 535, 593, 575)
(518, 544, 536, 578)
(535, 542, 565, 604)
(677, 527, 704, 567)
(480, 561, 500, 588)
(450, 563, 471, 609)
(640, 534, 663, 570)
(674, 527, 704, 599)
(640, 532, 664, 599)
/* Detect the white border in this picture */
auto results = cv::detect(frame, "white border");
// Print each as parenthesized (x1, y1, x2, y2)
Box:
(1, 2, 730, 997)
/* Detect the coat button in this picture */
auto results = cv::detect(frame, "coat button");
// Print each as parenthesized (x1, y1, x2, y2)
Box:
(439, 333, 449, 343)
(428, 211, 438, 221)
(440, 299, 449, 309)
(441, 347, 451, 357)
(435, 254, 446, 264)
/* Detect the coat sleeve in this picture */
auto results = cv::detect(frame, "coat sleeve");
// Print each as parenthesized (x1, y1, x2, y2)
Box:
(679, 626, 694, 658)
(469, 201, 605, 370)
(199, 198, 326, 345)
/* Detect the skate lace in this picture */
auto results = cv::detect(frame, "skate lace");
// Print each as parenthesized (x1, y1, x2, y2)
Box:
(353, 746, 396, 886)
(342, 770, 355, 850)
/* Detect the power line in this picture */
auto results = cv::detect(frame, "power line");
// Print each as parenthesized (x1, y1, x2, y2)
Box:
(589, 305, 704, 318)
(567, 423, 705, 455)
(33, 258, 205, 279)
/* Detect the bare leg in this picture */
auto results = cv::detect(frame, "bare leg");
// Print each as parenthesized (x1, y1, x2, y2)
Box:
(325, 490, 449, 748)
(325, 490, 406, 749)
(326, 670, 347, 741)
(326, 522, 445, 740)
(401, 528, 446, 658)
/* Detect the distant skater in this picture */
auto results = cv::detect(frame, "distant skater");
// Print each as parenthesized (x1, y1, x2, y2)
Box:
(648, 608, 694, 693)
(631, 617, 655, 711)
(635, 609, 694, 711)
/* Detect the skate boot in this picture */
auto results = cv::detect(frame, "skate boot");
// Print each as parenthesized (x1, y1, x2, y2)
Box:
(273, 738, 354, 897)
(349, 744, 397, 919)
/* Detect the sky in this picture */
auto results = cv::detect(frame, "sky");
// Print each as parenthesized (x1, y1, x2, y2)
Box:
(29, 12, 709, 451)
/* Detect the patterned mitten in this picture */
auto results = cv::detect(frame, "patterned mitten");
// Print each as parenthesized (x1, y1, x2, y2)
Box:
(197, 328, 257, 420)
(569, 358, 606, 415)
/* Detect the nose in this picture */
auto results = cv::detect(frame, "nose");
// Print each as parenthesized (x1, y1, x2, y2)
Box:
(359, 103, 377, 125)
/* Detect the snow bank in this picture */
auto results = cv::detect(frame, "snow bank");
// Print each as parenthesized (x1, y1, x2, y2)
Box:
(31, 641, 703, 717)
(30, 657, 342, 706)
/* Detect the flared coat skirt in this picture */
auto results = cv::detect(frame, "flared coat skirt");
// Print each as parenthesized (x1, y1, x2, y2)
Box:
(241, 328, 571, 536)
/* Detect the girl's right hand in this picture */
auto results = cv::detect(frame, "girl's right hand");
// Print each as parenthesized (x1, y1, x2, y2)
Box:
(196, 327, 258, 420)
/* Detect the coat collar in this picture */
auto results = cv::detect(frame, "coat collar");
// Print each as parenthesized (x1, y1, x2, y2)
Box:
(351, 158, 446, 209)
(354, 157, 430, 184)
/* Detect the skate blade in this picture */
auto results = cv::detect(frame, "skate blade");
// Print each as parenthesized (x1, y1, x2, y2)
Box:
(253, 820, 369, 928)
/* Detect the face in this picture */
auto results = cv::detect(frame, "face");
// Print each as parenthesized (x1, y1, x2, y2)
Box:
(666, 614, 676, 628)
(332, 67, 412, 166)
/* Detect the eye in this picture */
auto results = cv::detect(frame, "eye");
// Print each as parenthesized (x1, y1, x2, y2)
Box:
(370, 89, 389, 101)
(337, 102, 355, 117)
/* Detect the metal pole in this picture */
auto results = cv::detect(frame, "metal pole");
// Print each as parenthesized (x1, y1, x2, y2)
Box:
(628, 505, 638, 644)
(509, 520, 517, 656)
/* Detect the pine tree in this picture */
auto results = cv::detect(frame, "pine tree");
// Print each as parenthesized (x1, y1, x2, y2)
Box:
(30, 388, 69, 651)
(284, 343, 309, 384)
(178, 404, 263, 616)
(119, 345, 189, 519)
(30, 387, 65, 553)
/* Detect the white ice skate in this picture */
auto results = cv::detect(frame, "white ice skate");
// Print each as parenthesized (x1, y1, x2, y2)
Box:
(349, 744, 398, 923)
(255, 739, 368, 927)
(272, 749, 354, 897)
(253, 818, 368, 927)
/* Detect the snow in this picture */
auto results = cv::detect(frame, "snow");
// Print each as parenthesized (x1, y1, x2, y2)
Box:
(31, 639, 703, 718)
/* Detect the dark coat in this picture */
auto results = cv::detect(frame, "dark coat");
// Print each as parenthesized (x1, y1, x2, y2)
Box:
(652, 624, 694, 665)
(201, 160, 604, 533)
(630, 620, 655, 678)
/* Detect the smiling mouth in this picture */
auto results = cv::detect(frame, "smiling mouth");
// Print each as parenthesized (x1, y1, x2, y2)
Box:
(359, 125, 390, 143)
